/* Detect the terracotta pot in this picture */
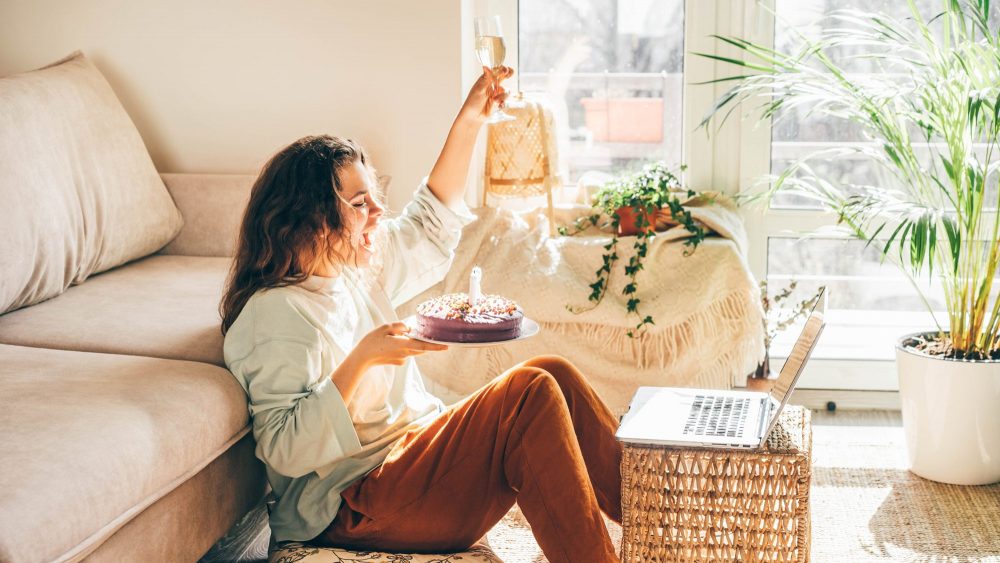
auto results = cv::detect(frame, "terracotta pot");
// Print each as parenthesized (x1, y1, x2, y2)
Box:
(580, 97, 664, 143)
(615, 206, 656, 237)
(745, 354, 774, 392)
(615, 206, 677, 236)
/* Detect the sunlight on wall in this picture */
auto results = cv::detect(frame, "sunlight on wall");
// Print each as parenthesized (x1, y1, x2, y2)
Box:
(0, 0, 463, 211)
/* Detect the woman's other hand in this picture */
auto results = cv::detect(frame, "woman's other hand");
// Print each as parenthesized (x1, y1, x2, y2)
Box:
(355, 322, 448, 367)
(332, 322, 446, 403)
(459, 66, 514, 124)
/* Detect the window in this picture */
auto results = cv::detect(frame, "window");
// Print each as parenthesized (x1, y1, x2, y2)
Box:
(761, 0, 1000, 389)
(518, 0, 686, 182)
(498, 0, 999, 397)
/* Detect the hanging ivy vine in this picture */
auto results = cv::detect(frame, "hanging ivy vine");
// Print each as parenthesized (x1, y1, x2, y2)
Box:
(559, 162, 708, 337)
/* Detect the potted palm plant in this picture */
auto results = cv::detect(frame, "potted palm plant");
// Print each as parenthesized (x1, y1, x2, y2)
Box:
(701, 0, 1000, 484)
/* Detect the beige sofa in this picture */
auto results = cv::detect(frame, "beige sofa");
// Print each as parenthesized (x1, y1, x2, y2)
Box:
(0, 53, 266, 562)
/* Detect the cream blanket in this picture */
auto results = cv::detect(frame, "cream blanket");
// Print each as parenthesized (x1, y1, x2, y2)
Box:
(398, 194, 765, 414)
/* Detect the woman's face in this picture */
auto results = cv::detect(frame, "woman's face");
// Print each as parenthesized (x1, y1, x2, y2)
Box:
(334, 159, 385, 268)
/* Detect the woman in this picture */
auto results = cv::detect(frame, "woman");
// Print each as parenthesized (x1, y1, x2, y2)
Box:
(220, 67, 623, 562)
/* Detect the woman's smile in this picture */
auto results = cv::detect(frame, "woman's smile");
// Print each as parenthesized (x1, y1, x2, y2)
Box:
(338, 159, 385, 264)
(360, 228, 375, 253)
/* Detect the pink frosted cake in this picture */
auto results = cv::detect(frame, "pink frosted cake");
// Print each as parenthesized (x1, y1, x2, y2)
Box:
(415, 293, 523, 343)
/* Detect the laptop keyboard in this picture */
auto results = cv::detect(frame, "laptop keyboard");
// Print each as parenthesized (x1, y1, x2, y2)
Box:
(683, 395, 750, 438)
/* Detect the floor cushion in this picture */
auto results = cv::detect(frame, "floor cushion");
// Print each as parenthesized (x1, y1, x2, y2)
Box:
(0, 254, 230, 366)
(269, 540, 504, 563)
(0, 344, 252, 562)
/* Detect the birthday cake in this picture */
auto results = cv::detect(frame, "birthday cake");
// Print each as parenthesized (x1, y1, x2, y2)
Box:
(415, 293, 524, 343)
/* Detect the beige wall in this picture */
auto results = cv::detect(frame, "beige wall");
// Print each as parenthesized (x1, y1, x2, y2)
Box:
(0, 0, 463, 210)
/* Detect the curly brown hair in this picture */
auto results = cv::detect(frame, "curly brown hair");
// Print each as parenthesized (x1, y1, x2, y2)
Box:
(220, 135, 374, 334)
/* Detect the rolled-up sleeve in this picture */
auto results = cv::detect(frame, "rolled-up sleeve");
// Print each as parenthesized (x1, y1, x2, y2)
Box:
(239, 338, 362, 479)
(379, 181, 477, 307)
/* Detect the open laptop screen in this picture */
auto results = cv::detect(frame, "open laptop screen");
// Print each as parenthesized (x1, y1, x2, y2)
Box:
(769, 286, 826, 404)
(763, 309, 826, 438)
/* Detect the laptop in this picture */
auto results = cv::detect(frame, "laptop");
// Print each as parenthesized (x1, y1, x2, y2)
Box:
(616, 297, 825, 450)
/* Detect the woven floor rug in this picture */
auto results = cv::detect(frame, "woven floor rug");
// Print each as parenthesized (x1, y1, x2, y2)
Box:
(485, 410, 1000, 562)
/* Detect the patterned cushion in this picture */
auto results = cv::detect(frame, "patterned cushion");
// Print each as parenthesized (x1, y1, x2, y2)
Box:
(269, 540, 503, 563)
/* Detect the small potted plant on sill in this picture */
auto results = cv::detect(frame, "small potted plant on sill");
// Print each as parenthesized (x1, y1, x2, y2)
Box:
(748, 280, 827, 392)
(702, 0, 1000, 484)
(559, 161, 707, 336)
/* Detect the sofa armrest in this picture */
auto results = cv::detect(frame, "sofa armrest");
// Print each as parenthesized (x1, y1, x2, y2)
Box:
(159, 173, 254, 257)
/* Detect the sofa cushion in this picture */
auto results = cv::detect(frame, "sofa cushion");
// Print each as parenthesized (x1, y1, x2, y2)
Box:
(0, 344, 250, 563)
(0, 51, 183, 314)
(160, 173, 255, 258)
(87, 433, 265, 563)
(0, 255, 229, 366)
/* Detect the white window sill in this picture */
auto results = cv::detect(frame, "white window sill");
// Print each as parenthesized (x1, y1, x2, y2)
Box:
(770, 309, 940, 362)
(762, 309, 941, 393)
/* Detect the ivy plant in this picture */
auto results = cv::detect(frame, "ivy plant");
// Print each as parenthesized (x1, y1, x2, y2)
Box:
(559, 162, 708, 336)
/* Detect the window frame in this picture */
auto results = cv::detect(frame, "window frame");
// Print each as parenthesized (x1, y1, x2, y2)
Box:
(728, 0, 900, 392)
(478, 0, 902, 396)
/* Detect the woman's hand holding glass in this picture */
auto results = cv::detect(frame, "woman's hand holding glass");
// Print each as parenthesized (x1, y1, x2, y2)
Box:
(473, 15, 515, 123)
(459, 66, 513, 125)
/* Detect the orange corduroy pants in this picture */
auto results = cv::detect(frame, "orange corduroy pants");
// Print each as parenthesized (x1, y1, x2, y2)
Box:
(315, 355, 623, 562)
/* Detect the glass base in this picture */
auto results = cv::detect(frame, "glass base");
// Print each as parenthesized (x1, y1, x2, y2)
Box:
(504, 96, 528, 109)
(485, 109, 516, 124)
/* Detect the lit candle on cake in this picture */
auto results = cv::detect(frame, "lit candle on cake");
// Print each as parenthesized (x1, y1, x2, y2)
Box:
(469, 266, 482, 307)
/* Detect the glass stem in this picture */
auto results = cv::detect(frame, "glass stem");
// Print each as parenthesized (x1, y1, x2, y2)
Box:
(494, 70, 504, 111)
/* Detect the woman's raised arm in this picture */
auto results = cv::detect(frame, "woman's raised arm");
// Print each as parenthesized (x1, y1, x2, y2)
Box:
(426, 66, 512, 209)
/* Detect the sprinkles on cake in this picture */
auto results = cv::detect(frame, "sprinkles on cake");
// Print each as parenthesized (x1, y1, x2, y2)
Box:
(416, 293, 520, 321)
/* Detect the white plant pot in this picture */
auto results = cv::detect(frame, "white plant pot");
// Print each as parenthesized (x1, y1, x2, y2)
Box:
(896, 332, 1000, 485)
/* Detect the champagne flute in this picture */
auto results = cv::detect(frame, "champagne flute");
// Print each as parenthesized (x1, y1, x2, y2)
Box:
(474, 15, 515, 124)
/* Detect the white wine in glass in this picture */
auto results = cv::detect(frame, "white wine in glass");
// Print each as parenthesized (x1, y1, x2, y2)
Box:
(474, 16, 515, 124)
(475, 36, 506, 69)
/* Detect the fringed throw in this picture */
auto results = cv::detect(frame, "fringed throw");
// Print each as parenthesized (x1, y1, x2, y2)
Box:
(398, 197, 764, 413)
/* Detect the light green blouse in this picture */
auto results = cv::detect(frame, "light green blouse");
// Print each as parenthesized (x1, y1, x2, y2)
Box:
(223, 183, 476, 543)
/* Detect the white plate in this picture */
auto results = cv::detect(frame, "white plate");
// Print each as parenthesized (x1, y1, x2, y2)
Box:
(401, 315, 540, 348)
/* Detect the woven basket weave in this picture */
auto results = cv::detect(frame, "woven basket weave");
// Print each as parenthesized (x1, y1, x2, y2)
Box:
(483, 97, 560, 234)
(620, 406, 812, 562)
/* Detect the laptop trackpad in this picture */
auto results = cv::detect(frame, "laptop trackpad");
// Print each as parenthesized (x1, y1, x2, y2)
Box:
(616, 389, 696, 443)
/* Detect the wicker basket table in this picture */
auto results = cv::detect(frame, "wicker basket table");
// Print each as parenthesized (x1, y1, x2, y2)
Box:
(620, 405, 812, 562)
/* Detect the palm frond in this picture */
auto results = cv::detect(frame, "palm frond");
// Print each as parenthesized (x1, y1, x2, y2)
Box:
(699, 0, 1000, 356)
